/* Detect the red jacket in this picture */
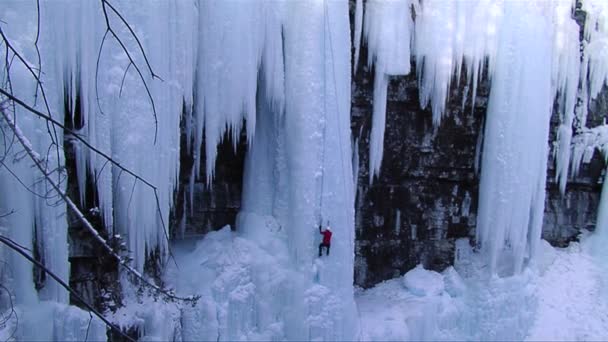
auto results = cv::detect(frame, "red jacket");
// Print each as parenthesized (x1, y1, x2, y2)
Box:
(321, 229, 332, 245)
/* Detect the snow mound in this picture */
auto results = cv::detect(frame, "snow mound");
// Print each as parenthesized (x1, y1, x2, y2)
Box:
(402, 264, 445, 297)
(443, 266, 467, 297)
(536, 239, 557, 275)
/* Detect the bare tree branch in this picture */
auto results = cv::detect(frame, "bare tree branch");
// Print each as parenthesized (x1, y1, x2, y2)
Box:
(0, 209, 14, 218)
(0, 25, 62, 168)
(0, 234, 135, 342)
(0, 283, 18, 341)
(0, 160, 54, 200)
(33, 0, 42, 106)
(0, 88, 177, 268)
(98, 0, 161, 143)
(0, 105, 195, 304)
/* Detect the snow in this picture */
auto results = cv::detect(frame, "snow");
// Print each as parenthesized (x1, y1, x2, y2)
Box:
(402, 265, 445, 297)
(527, 242, 608, 341)
(1, 0, 608, 341)
(162, 222, 350, 341)
(357, 238, 608, 341)
(0, 301, 106, 341)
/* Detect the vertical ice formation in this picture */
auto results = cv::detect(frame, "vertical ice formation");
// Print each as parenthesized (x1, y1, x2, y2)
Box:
(476, 1, 554, 275)
(413, 0, 502, 125)
(3, 0, 357, 339)
(578, 0, 608, 128)
(567, 125, 608, 256)
(363, 0, 413, 182)
(361, 0, 591, 275)
(2, 0, 195, 275)
(0, 2, 106, 339)
(552, 0, 582, 193)
(0, 0, 72, 307)
(555, 0, 608, 255)
(238, 0, 358, 339)
(353, 0, 364, 73)
(549, 0, 608, 193)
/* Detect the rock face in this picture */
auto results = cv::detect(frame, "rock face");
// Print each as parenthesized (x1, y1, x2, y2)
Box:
(170, 125, 247, 239)
(348, 1, 606, 289)
(351, 53, 606, 287)
(65, 4, 607, 300)
(351, 61, 485, 287)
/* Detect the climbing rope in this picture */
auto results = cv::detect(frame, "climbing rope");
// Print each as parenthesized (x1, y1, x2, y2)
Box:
(317, 0, 329, 226)
(317, 0, 352, 244)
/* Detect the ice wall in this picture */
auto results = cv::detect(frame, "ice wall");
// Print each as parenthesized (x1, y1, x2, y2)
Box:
(0, 0, 72, 307)
(0, 2, 107, 339)
(476, 2, 554, 275)
(360, 0, 595, 276)
(239, 0, 358, 339)
(2, 0, 357, 340)
(363, 0, 413, 181)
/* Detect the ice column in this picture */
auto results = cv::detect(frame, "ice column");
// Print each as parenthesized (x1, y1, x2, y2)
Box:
(363, 0, 413, 182)
(239, 0, 358, 339)
(476, 1, 554, 275)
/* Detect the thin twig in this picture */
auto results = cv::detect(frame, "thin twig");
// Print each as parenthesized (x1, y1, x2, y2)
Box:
(85, 313, 93, 342)
(0, 209, 14, 218)
(119, 62, 132, 98)
(95, 30, 109, 116)
(0, 234, 135, 342)
(0, 106, 196, 303)
(101, 0, 163, 81)
(33, 0, 42, 105)
(0, 160, 53, 200)
(1, 88, 176, 266)
(0, 283, 18, 341)
(98, 0, 159, 143)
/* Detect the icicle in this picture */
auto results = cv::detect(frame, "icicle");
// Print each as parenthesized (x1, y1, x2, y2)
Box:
(476, 1, 554, 276)
(194, 0, 265, 183)
(552, 0, 581, 194)
(369, 70, 388, 183)
(353, 0, 363, 74)
(363, 0, 413, 181)
(413, 0, 502, 125)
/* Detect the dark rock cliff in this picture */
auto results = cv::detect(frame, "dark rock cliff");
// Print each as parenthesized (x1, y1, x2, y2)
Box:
(351, 58, 606, 288)
(64, 3, 608, 305)
(349, 0, 606, 288)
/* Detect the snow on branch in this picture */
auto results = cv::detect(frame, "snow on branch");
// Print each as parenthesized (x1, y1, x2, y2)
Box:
(0, 87, 175, 265)
(0, 234, 135, 342)
(0, 102, 197, 304)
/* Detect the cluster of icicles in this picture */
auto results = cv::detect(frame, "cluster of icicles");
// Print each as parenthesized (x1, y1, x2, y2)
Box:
(1, 0, 608, 329)
(359, 0, 608, 274)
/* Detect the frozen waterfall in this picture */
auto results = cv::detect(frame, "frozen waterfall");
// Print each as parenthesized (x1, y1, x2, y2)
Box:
(0, 0, 607, 340)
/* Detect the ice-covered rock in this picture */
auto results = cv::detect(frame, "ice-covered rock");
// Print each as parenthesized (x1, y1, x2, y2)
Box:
(402, 264, 445, 297)
(443, 266, 466, 298)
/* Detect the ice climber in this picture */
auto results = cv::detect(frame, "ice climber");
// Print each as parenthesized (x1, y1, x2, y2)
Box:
(318, 222, 332, 257)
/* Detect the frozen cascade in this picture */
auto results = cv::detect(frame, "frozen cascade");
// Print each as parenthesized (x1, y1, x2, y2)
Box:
(578, 0, 608, 128)
(413, 0, 502, 125)
(476, 1, 554, 276)
(361, 0, 595, 276)
(1, 0, 608, 340)
(363, 0, 413, 181)
(2, 0, 357, 340)
(0, 1, 106, 339)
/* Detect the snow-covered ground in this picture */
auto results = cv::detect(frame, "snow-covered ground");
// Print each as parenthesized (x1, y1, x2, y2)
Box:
(157, 226, 608, 341)
(357, 237, 608, 341)
(527, 241, 608, 341)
